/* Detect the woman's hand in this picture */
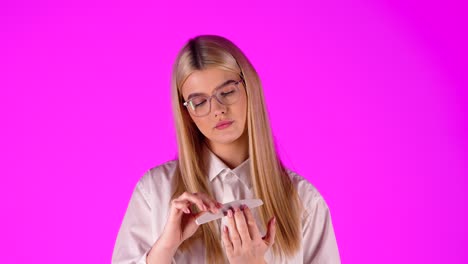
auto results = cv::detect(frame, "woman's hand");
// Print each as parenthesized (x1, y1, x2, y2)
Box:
(222, 205, 276, 264)
(157, 192, 222, 250)
(148, 192, 221, 263)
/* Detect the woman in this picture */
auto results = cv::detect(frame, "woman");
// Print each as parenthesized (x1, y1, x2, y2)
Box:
(112, 35, 341, 264)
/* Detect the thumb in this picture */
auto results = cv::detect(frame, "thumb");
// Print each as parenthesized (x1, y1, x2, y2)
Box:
(187, 210, 208, 226)
(262, 216, 276, 246)
(192, 211, 206, 221)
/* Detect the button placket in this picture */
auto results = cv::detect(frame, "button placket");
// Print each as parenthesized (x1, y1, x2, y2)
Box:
(220, 170, 235, 231)
(222, 170, 236, 204)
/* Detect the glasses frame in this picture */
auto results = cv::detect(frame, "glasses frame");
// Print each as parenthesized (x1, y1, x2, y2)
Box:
(183, 79, 244, 117)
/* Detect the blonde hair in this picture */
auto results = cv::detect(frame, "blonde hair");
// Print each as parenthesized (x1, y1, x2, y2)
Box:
(170, 35, 301, 263)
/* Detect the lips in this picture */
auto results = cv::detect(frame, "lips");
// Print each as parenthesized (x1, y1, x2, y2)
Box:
(215, 120, 234, 129)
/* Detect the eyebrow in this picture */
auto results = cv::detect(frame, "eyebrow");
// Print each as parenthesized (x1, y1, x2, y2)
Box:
(187, 79, 238, 100)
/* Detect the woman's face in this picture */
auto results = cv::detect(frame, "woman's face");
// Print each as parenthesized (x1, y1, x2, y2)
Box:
(181, 67, 248, 149)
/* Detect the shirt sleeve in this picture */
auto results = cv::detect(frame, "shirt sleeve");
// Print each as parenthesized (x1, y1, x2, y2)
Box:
(112, 172, 156, 264)
(302, 196, 341, 264)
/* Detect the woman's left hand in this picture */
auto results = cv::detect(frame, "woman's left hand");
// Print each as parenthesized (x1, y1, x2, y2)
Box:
(221, 205, 276, 264)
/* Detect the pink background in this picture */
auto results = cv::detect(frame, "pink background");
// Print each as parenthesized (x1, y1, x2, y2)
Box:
(1, 0, 467, 263)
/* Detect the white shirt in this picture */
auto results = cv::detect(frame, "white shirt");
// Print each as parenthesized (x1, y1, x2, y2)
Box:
(112, 147, 341, 264)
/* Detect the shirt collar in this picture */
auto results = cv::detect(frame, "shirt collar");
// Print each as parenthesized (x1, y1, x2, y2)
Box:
(203, 145, 252, 188)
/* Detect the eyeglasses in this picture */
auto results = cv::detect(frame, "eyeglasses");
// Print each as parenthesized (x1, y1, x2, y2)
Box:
(183, 79, 243, 117)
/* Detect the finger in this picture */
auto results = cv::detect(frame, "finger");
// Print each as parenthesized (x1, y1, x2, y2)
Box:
(262, 216, 277, 246)
(226, 209, 242, 249)
(177, 192, 208, 212)
(234, 206, 252, 244)
(178, 192, 220, 214)
(243, 205, 261, 240)
(171, 200, 192, 214)
(195, 193, 222, 214)
(221, 225, 234, 255)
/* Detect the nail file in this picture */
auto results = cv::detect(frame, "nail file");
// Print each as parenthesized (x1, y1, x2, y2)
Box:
(195, 198, 264, 225)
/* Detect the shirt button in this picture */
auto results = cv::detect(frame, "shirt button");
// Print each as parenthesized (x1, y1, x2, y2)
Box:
(225, 173, 236, 182)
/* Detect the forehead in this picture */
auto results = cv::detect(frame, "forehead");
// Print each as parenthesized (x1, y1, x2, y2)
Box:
(181, 68, 238, 98)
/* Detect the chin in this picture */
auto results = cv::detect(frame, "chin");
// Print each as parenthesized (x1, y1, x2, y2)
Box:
(211, 136, 241, 145)
(208, 132, 244, 145)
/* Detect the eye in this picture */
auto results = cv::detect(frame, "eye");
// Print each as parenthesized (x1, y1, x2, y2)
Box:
(221, 90, 235, 97)
(190, 98, 207, 108)
(195, 100, 207, 107)
(219, 85, 237, 97)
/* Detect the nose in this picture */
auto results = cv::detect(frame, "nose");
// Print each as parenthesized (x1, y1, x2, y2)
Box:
(211, 97, 227, 116)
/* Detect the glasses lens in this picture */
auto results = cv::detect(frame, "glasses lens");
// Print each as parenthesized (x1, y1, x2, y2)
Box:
(188, 96, 210, 116)
(185, 81, 241, 117)
(216, 83, 240, 105)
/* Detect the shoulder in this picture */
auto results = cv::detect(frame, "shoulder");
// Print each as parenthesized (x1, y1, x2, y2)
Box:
(143, 159, 178, 184)
(285, 168, 322, 203)
(285, 169, 331, 219)
(135, 160, 178, 201)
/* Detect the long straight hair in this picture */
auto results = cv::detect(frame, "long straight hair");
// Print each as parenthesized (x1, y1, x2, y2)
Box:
(170, 35, 302, 263)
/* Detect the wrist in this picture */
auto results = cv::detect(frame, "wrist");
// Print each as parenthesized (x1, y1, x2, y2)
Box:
(146, 236, 179, 264)
(155, 239, 179, 255)
(252, 258, 267, 264)
(158, 232, 181, 252)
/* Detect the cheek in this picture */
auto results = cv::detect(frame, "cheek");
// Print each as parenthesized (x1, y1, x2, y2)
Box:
(192, 117, 210, 133)
(238, 96, 248, 120)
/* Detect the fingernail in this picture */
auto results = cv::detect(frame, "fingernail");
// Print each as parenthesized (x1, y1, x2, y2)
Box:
(202, 204, 207, 211)
(228, 209, 233, 218)
(273, 217, 276, 224)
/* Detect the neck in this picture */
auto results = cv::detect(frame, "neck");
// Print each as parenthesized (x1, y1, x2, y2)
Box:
(206, 133, 249, 169)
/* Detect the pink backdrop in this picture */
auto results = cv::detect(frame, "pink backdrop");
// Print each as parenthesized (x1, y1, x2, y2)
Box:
(1, 0, 467, 263)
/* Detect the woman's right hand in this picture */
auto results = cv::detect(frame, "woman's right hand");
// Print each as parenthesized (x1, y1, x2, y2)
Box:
(157, 192, 222, 250)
